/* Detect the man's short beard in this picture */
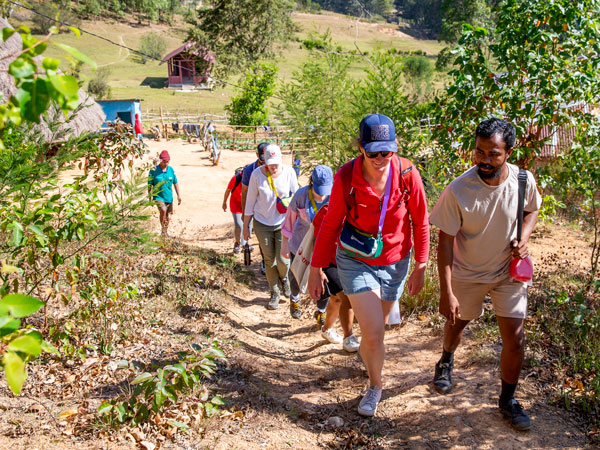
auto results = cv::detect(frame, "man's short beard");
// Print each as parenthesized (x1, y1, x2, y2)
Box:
(478, 162, 503, 180)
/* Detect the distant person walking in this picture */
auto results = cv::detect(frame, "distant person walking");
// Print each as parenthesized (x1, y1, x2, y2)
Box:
(148, 150, 181, 237)
(244, 144, 299, 310)
(308, 114, 430, 417)
(134, 113, 143, 141)
(222, 167, 247, 254)
(430, 118, 542, 431)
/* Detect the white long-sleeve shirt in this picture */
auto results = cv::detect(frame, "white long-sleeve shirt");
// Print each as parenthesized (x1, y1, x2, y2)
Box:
(244, 165, 299, 226)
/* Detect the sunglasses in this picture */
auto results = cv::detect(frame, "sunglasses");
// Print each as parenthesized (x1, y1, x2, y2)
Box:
(365, 151, 393, 159)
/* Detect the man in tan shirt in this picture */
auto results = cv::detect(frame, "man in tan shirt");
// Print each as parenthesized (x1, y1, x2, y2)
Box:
(429, 118, 542, 431)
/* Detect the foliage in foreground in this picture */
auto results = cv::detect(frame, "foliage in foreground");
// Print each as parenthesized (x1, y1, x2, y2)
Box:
(0, 292, 57, 394)
(98, 342, 226, 427)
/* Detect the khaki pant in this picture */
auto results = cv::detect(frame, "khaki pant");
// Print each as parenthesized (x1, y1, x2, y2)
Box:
(253, 220, 290, 293)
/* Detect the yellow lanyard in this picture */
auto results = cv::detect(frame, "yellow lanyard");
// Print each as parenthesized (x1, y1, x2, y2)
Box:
(308, 188, 318, 213)
(266, 171, 280, 198)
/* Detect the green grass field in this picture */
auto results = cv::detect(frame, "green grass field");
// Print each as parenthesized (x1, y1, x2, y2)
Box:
(12, 9, 445, 116)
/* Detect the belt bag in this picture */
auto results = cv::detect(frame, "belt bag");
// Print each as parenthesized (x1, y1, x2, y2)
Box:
(339, 222, 383, 259)
(276, 196, 292, 214)
(267, 171, 292, 214)
(338, 165, 393, 260)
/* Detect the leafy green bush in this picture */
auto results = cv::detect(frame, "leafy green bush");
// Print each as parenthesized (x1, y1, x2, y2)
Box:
(31, 2, 81, 34)
(98, 341, 226, 427)
(87, 67, 112, 99)
(139, 32, 167, 64)
(225, 63, 278, 129)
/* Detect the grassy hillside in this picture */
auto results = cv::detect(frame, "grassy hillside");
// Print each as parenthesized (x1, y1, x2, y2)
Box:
(11, 9, 445, 115)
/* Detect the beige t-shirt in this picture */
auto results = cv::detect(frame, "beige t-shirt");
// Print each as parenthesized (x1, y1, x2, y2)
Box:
(429, 163, 542, 283)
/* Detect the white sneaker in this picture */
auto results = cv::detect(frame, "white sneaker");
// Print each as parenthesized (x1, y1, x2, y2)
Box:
(343, 334, 360, 353)
(357, 386, 382, 417)
(321, 327, 343, 344)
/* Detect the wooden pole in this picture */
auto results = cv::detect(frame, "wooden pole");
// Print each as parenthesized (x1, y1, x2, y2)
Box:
(160, 106, 167, 141)
(254, 126, 257, 145)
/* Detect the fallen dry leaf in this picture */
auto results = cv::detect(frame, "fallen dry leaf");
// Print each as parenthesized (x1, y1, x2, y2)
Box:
(140, 441, 156, 450)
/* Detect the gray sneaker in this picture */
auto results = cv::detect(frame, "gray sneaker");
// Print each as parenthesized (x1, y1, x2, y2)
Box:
(357, 386, 382, 417)
(280, 277, 291, 298)
(267, 290, 280, 310)
(343, 334, 360, 353)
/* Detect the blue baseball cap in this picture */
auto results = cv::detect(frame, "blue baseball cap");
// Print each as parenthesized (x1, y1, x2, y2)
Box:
(359, 114, 398, 153)
(311, 165, 333, 196)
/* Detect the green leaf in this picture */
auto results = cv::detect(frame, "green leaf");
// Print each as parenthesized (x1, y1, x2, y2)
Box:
(41, 340, 60, 355)
(115, 403, 127, 422)
(2, 28, 16, 41)
(131, 372, 153, 385)
(8, 335, 42, 356)
(91, 252, 105, 259)
(66, 27, 80, 37)
(20, 79, 50, 123)
(0, 294, 44, 318)
(0, 317, 20, 337)
(97, 401, 113, 414)
(42, 58, 60, 71)
(48, 74, 79, 99)
(167, 419, 189, 430)
(54, 43, 97, 70)
(11, 221, 23, 246)
(9, 58, 35, 79)
(210, 396, 225, 406)
(3, 351, 27, 395)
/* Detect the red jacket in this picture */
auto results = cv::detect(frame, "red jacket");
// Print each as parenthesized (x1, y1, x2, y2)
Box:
(311, 155, 430, 267)
(312, 205, 337, 267)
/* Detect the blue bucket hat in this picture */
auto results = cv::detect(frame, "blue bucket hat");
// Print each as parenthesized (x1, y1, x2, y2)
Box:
(359, 114, 398, 153)
(311, 165, 333, 196)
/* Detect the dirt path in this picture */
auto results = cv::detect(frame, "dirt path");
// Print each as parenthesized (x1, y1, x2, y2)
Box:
(142, 140, 589, 448)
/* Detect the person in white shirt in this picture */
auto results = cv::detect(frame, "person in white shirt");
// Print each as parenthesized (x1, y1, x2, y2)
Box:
(244, 144, 299, 310)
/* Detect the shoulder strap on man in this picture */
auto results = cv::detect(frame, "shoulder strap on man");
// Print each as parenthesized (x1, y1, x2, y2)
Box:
(516, 169, 528, 242)
(396, 155, 414, 202)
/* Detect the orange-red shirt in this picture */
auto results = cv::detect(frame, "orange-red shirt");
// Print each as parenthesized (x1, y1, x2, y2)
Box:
(311, 155, 430, 267)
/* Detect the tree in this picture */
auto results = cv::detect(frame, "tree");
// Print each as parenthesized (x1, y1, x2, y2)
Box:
(225, 63, 278, 129)
(278, 47, 355, 169)
(439, 0, 495, 43)
(139, 32, 167, 63)
(434, 0, 600, 167)
(186, 0, 296, 79)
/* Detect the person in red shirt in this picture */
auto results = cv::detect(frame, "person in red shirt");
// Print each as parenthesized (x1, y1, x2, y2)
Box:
(134, 113, 144, 141)
(223, 168, 247, 254)
(308, 114, 430, 417)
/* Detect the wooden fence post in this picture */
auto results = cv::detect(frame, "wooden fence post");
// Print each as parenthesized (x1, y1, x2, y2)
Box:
(160, 106, 167, 141)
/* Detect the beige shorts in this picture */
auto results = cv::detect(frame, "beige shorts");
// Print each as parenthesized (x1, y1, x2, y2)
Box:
(156, 200, 173, 214)
(451, 276, 528, 320)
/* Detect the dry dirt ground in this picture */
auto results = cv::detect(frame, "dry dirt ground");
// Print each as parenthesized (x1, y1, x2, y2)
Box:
(0, 139, 593, 449)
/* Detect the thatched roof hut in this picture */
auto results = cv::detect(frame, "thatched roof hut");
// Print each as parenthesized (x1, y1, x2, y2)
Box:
(0, 17, 105, 142)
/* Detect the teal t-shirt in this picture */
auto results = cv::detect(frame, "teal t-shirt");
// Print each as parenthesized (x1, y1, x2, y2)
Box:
(148, 165, 178, 203)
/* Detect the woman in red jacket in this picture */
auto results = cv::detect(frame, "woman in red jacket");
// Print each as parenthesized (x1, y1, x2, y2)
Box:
(308, 114, 430, 417)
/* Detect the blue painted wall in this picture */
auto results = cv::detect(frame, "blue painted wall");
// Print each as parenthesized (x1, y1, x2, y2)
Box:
(97, 100, 141, 129)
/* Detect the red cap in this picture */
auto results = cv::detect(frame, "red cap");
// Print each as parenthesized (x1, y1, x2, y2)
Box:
(159, 150, 170, 161)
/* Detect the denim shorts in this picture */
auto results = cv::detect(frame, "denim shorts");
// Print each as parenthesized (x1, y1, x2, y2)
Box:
(336, 247, 411, 301)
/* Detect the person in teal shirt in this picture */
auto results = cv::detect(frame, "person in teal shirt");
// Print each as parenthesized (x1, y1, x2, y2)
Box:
(148, 150, 181, 236)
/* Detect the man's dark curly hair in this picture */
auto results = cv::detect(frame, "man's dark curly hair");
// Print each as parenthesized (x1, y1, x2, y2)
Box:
(475, 118, 515, 150)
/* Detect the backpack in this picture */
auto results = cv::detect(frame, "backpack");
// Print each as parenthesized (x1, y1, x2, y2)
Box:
(340, 155, 413, 220)
(233, 167, 244, 191)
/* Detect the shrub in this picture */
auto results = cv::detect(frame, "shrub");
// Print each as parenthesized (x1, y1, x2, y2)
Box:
(225, 63, 278, 129)
(139, 32, 167, 64)
(87, 67, 112, 99)
(31, 2, 81, 34)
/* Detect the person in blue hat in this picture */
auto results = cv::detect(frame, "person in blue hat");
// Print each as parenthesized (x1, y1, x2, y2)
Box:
(308, 114, 430, 417)
(281, 166, 359, 351)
